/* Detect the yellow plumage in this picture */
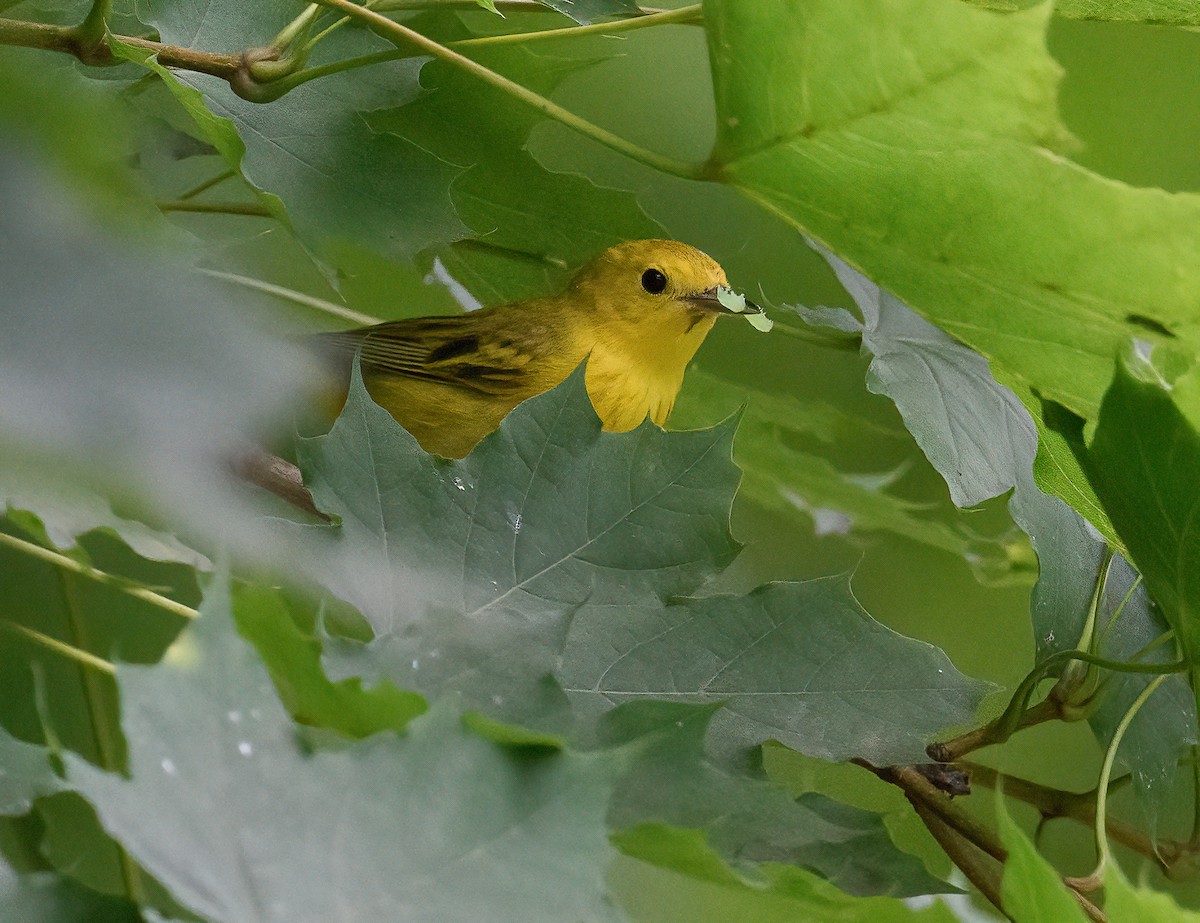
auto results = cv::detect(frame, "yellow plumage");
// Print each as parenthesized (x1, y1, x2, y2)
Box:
(317, 240, 762, 458)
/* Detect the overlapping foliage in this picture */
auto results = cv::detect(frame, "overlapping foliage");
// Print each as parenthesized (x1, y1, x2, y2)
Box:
(2, 1, 1199, 920)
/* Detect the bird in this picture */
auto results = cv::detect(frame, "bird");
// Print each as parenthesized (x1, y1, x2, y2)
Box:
(314, 239, 769, 459)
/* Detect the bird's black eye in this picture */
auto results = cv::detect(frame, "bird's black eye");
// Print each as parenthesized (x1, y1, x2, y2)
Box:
(641, 268, 668, 295)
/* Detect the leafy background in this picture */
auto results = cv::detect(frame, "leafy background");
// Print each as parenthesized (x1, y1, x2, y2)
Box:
(1, 0, 1199, 920)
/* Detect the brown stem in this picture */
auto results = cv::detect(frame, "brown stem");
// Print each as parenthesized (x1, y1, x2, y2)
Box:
(909, 801, 1007, 916)
(928, 696, 1061, 762)
(157, 200, 274, 217)
(118, 34, 242, 79)
(966, 761, 1179, 872)
(0, 18, 241, 76)
(230, 451, 330, 522)
(860, 761, 1009, 862)
(868, 760, 1108, 922)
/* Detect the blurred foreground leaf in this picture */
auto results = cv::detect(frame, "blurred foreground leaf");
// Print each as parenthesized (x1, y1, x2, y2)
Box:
(0, 728, 64, 816)
(68, 576, 622, 923)
(0, 856, 143, 923)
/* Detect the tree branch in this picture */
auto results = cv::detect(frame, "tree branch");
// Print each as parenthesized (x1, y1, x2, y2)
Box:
(965, 762, 1177, 872)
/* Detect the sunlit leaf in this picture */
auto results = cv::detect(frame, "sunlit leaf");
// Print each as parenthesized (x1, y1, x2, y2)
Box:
(1104, 864, 1200, 921)
(997, 809, 1088, 922)
(707, 0, 1200, 421)
(232, 583, 426, 737)
(963, 0, 1200, 25)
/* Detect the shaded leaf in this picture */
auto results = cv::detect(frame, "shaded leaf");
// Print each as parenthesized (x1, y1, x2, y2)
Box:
(38, 793, 184, 918)
(601, 702, 955, 897)
(1054, 351, 1200, 659)
(67, 576, 622, 923)
(0, 857, 143, 923)
(761, 742, 950, 882)
(1, 477, 209, 570)
(612, 826, 957, 923)
(307, 367, 988, 768)
(294, 363, 740, 636)
(132, 1, 468, 264)
(671, 372, 973, 557)
(380, 33, 663, 302)
(798, 252, 1106, 663)
(1087, 555, 1195, 835)
(0, 141, 316, 566)
(561, 578, 991, 766)
(535, 0, 644, 25)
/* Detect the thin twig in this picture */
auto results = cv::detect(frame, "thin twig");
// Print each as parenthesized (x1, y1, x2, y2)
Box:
(966, 762, 1177, 871)
(0, 532, 197, 621)
(230, 451, 330, 522)
(909, 802, 1007, 916)
(157, 199, 274, 217)
(0, 621, 116, 675)
(311, 0, 708, 179)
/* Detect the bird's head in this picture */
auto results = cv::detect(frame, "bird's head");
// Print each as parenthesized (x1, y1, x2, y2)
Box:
(569, 239, 764, 345)
(563, 240, 768, 430)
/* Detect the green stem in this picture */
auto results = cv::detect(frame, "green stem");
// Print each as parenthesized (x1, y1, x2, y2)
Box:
(179, 168, 237, 201)
(773, 320, 861, 351)
(0, 532, 197, 621)
(55, 572, 145, 904)
(273, 3, 322, 49)
(0, 621, 115, 675)
(1088, 672, 1170, 883)
(1096, 573, 1142, 651)
(966, 761, 1175, 872)
(288, 3, 697, 91)
(157, 199, 274, 217)
(928, 648, 1187, 762)
(459, 4, 701, 47)
(1047, 546, 1115, 714)
(310, 0, 708, 179)
(198, 269, 380, 325)
(76, 0, 111, 48)
(372, 0, 665, 11)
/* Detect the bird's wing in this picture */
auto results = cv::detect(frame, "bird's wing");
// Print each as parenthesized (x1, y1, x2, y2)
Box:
(317, 316, 535, 398)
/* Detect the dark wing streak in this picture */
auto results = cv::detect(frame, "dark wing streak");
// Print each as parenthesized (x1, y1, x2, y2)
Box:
(317, 322, 529, 398)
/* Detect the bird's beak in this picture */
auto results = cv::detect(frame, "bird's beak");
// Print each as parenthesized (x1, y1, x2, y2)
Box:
(684, 286, 765, 316)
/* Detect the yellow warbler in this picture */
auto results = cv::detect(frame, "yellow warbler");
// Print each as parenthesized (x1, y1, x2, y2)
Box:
(317, 240, 768, 458)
